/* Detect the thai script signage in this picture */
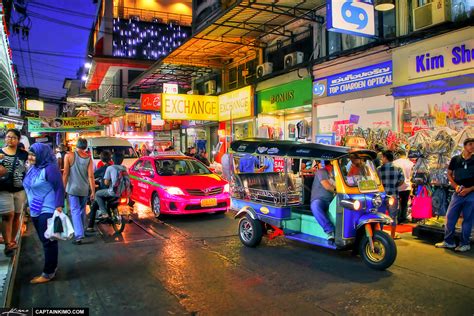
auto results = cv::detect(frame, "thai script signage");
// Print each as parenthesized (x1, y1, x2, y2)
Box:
(408, 40, 474, 80)
(218, 86, 253, 121)
(313, 61, 392, 98)
(161, 94, 219, 121)
(28, 117, 104, 132)
(327, 0, 375, 38)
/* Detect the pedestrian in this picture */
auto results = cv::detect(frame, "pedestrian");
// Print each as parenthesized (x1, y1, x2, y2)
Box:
(196, 150, 211, 166)
(0, 129, 28, 255)
(55, 144, 69, 172)
(239, 153, 259, 173)
(63, 138, 95, 245)
(377, 150, 405, 240)
(96, 150, 112, 169)
(373, 144, 385, 168)
(220, 152, 233, 181)
(394, 148, 414, 223)
(94, 152, 127, 220)
(435, 138, 474, 252)
(258, 156, 274, 173)
(134, 144, 140, 157)
(23, 143, 64, 283)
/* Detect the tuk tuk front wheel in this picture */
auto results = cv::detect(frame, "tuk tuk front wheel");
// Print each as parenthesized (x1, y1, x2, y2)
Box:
(238, 214, 263, 247)
(359, 230, 397, 271)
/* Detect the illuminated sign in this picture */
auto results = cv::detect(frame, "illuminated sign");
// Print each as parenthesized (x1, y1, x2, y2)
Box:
(161, 94, 219, 121)
(218, 86, 253, 121)
(313, 61, 392, 97)
(258, 77, 312, 113)
(409, 40, 474, 79)
(163, 83, 178, 94)
(140, 94, 161, 111)
(26, 99, 44, 111)
(327, 0, 375, 38)
(28, 117, 103, 132)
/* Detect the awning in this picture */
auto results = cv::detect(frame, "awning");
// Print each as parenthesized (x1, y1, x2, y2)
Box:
(129, 0, 325, 91)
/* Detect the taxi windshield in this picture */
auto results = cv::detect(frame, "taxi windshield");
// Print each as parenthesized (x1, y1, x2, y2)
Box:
(92, 146, 138, 159)
(154, 158, 211, 176)
(339, 155, 380, 187)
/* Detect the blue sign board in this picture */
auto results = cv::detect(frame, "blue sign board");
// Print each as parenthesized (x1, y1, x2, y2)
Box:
(313, 61, 392, 98)
(316, 134, 336, 145)
(327, 0, 375, 38)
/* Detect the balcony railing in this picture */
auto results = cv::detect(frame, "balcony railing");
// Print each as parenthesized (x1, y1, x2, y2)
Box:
(113, 6, 192, 26)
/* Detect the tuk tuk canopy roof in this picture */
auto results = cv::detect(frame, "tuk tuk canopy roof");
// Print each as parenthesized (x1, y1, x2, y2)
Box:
(230, 138, 376, 160)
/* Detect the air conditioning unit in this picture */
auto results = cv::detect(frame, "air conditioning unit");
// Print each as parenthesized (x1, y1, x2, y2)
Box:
(204, 80, 216, 95)
(284, 52, 304, 69)
(413, 0, 452, 32)
(256, 62, 273, 79)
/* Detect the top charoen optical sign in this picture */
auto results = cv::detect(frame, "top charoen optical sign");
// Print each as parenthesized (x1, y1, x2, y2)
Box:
(327, 0, 375, 38)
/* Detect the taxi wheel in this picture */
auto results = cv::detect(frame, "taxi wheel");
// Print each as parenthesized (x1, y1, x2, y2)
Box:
(151, 193, 161, 218)
(238, 214, 262, 247)
(359, 230, 397, 271)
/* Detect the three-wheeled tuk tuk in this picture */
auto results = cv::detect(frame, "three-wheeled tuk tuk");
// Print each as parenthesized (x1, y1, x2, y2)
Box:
(230, 138, 397, 270)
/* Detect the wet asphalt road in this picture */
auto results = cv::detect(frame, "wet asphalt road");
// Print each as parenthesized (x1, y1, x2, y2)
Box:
(12, 204, 474, 315)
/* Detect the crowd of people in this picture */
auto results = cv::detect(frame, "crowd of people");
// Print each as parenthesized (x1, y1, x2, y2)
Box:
(0, 130, 129, 284)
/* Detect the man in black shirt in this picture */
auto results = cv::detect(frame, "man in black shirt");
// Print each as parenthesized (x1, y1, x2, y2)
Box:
(435, 138, 474, 252)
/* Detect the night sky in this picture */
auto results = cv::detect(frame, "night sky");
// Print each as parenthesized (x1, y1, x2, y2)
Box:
(9, 0, 97, 99)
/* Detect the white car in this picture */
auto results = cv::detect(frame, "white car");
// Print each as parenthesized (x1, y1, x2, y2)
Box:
(85, 136, 139, 169)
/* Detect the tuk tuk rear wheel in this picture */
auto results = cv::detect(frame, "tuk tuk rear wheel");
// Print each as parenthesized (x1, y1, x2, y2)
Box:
(359, 230, 397, 271)
(238, 215, 262, 247)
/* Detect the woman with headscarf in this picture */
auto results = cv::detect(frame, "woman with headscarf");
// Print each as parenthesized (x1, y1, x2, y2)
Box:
(23, 143, 65, 284)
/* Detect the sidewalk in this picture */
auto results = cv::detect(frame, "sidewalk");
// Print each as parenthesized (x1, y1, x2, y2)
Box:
(0, 213, 26, 307)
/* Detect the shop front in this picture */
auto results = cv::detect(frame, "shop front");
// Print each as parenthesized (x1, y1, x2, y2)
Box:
(391, 27, 474, 240)
(256, 77, 313, 142)
(312, 50, 394, 147)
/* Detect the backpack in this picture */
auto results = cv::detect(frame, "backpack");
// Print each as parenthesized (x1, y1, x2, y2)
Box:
(113, 167, 132, 198)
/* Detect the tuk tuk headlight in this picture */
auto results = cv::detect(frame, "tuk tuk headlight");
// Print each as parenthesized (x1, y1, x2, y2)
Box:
(340, 199, 364, 211)
(387, 195, 396, 206)
(372, 194, 383, 208)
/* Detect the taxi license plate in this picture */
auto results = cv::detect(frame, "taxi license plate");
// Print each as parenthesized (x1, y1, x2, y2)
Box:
(201, 198, 217, 207)
(118, 204, 130, 215)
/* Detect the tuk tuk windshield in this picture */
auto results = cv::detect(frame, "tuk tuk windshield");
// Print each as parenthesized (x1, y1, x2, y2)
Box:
(339, 156, 380, 188)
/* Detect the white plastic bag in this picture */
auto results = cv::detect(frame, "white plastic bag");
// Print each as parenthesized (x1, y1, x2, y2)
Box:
(44, 210, 75, 241)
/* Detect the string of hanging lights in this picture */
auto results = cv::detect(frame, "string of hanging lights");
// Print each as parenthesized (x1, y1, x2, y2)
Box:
(112, 17, 191, 60)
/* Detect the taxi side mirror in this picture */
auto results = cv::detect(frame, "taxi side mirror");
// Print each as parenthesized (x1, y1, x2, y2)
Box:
(140, 169, 154, 178)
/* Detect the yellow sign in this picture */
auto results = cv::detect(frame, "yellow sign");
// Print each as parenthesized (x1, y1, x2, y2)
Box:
(218, 86, 253, 121)
(161, 94, 219, 121)
(435, 112, 447, 127)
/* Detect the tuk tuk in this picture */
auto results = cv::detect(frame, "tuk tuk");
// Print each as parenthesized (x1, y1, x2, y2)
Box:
(230, 138, 397, 271)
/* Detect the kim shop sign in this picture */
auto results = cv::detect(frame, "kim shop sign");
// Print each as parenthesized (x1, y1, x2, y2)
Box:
(313, 61, 392, 98)
(327, 0, 375, 38)
(409, 40, 474, 79)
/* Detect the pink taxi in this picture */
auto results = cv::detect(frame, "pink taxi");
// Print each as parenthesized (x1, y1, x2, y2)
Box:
(129, 153, 230, 217)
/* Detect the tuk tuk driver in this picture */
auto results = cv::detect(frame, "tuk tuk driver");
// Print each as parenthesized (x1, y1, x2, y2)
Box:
(347, 154, 369, 177)
(310, 160, 336, 241)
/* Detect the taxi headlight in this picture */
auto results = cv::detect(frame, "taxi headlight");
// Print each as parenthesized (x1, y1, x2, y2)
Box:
(223, 184, 230, 193)
(165, 187, 185, 196)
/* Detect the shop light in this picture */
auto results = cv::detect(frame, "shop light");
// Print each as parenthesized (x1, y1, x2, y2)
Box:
(85, 62, 92, 69)
(375, 0, 395, 11)
(81, 75, 88, 81)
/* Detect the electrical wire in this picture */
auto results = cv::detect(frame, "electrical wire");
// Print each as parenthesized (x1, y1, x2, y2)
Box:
(15, 33, 31, 86)
(11, 48, 85, 59)
(28, 1, 97, 20)
(26, 37, 37, 86)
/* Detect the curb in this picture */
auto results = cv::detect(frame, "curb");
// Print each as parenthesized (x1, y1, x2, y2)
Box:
(1, 212, 25, 307)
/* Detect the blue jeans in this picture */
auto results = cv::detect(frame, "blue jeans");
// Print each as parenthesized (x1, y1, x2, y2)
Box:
(69, 195, 87, 240)
(32, 213, 58, 275)
(310, 199, 335, 234)
(444, 192, 474, 246)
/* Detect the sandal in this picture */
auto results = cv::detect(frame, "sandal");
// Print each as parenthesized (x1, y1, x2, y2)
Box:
(393, 234, 402, 240)
(8, 242, 18, 250)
